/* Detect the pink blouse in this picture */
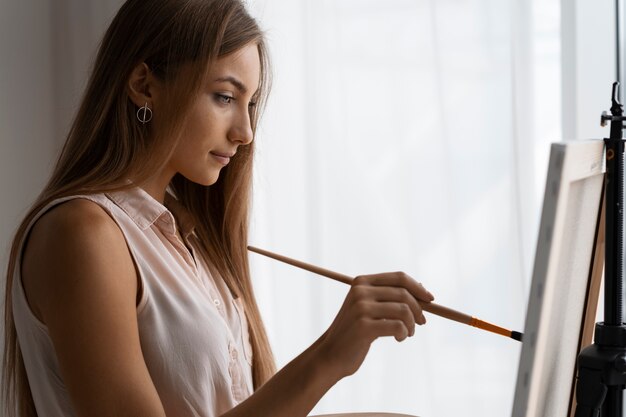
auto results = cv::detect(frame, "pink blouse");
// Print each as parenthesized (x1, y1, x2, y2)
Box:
(12, 184, 254, 417)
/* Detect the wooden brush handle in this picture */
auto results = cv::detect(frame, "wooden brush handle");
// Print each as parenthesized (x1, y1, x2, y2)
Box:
(420, 302, 472, 325)
(248, 245, 472, 326)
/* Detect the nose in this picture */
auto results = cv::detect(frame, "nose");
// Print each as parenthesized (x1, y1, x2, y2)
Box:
(228, 108, 254, 145)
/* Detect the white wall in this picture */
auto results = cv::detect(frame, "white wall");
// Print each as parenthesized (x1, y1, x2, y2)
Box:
(561, 0, 616, 141)
(0, 1, 57, 344)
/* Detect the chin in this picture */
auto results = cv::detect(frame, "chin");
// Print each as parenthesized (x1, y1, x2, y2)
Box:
(186, 172, 220, 187)
(189, 178, 218, 187)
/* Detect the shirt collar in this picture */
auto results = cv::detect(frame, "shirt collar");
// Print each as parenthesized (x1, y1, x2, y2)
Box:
(105, 183, 196, 239)
(164, 190, 197, 239)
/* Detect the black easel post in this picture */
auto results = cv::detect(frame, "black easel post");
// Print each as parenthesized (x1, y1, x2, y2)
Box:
(602, 83, 626, 417)
(617, 0, 624, 94)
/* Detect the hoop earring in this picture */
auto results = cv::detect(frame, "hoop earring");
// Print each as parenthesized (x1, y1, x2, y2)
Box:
(136, 102, 153, 123)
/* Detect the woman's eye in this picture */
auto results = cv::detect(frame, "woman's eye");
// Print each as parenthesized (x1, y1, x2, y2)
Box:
(216, 94, 233, 105)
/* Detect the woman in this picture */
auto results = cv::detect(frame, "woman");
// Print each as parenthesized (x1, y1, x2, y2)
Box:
(2, 1, 435, 416)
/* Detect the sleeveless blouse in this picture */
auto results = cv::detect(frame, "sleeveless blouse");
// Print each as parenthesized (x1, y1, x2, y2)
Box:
(12, 184, 254, 417)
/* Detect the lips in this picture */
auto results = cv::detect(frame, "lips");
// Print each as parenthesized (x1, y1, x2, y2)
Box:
(210, 152, 232, 165)
(211, 151, 236, 158)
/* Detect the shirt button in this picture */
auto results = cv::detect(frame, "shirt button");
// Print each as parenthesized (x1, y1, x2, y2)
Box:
(230, 348, 238, 360)
(213, 299, 221, 307)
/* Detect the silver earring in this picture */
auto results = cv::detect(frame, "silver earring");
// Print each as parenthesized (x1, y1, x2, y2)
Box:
(136, 102, 153, 123)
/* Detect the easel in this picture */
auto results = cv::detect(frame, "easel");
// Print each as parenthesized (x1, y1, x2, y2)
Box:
(571, 82, 626, 417)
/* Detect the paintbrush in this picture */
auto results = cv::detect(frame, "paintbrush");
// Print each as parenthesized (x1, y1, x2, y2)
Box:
(248, 245, 523, 342)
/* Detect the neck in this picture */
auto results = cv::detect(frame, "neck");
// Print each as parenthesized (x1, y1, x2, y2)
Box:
(130, 170, 175, 204)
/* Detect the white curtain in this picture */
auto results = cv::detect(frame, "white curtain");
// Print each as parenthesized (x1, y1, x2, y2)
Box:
(247, 1, 561, 416)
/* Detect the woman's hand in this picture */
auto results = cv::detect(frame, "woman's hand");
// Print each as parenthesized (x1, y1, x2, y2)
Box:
(222, 271, 434, 417)
(316, 272, 435, 380)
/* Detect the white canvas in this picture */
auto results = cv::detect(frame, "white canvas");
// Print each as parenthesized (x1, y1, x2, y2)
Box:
(512, 140, 605, 417)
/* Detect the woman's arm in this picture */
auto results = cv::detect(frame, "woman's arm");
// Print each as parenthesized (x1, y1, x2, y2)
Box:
(222, 332, 336, 417)
(22, 199, 168, 417)
(224, 273, 434, 417)
(23, 198, 433, 417)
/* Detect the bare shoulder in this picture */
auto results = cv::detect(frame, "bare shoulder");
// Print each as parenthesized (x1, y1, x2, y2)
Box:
(21, 197, 137, 324)
(20, 198, 166, 415)
(28, 198, 121, 242)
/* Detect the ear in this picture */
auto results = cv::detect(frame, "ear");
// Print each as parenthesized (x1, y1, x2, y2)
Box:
(126, 62, 162, 109)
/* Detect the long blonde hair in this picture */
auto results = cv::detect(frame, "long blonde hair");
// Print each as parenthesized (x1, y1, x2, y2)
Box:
(2, 1, 276, 415)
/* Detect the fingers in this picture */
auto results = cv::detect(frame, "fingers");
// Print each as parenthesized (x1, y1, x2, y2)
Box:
(365, 301, 417, 336)
(358, 286, 426, 325)
(354, 271, 435, 303)
(343, 272, 435, 345)
(364, 317, 412, 342)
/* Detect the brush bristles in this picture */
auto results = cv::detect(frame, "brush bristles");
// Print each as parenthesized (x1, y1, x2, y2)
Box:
(511, 331, 523, 342)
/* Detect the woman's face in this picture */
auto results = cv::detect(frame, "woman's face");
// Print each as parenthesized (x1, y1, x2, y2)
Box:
(167, 43, 261, 186)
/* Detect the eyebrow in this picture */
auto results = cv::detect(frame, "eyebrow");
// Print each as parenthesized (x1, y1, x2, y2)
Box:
(213, 76, 249, 94)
